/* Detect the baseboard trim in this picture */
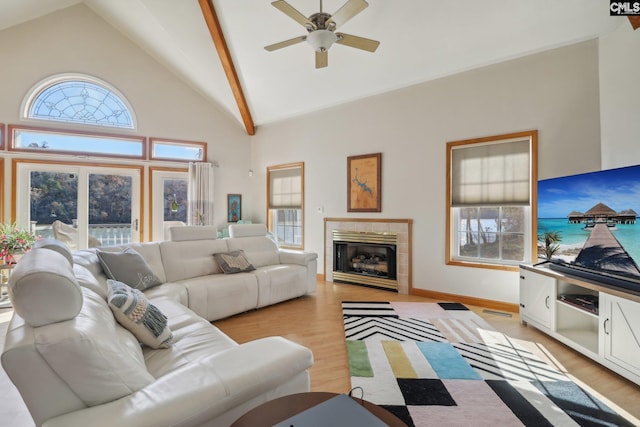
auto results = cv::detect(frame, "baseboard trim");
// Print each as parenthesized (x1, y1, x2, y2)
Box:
(411, 288, 519, 313)
(316, 273, 325, 282)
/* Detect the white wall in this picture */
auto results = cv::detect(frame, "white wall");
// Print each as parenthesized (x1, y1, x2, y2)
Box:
(599, 22, 640, 169)
(1, 4, 625, 305)
(251, 41, 602, 304)
(0, 4, 252, 233)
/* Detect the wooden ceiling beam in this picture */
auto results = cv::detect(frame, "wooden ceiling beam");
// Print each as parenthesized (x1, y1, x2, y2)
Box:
(198, 0, 256, 135)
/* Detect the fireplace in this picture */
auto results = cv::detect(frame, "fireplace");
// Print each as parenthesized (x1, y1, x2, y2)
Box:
(332, 230, 398, 290)
(324, 218, 412, 294)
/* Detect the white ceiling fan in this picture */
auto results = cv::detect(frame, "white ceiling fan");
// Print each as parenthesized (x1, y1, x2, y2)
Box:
(264, 0, 380, 69)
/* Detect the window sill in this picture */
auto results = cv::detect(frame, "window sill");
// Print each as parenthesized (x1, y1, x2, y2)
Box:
(446, 259, 519, 272)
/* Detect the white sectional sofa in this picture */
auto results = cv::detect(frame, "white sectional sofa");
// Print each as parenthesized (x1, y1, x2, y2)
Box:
(1, 224, 317, 427)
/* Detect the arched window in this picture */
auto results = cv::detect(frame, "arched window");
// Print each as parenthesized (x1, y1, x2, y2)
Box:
(23, 74, 136, 129)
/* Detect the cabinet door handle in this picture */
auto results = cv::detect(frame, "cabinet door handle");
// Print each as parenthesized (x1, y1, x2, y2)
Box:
(545, 295, 550, 309)
(604, 318, 610, 335)
(520, 275, 525, 280)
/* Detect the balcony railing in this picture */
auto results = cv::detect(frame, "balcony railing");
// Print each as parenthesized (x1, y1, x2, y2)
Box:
(35, 223, 132, 248)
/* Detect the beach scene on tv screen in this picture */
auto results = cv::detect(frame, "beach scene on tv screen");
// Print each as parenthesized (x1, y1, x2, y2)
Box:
(537, 164, 640, 279)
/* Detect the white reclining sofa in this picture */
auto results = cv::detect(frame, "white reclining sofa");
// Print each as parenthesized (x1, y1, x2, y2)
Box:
(1, 224, 317, 427)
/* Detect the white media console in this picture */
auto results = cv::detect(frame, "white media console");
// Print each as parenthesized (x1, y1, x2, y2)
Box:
(519, 262, 640, 386)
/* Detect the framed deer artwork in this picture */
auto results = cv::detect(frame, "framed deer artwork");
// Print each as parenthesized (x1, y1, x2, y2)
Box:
(347, 152, 381, 212)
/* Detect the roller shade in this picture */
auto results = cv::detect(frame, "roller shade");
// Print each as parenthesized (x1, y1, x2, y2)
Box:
(451, 138, 530, 207)
(269, 166, 302, 209)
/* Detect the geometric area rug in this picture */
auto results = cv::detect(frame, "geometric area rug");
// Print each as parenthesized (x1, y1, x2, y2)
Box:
(343, 301, 635, 427)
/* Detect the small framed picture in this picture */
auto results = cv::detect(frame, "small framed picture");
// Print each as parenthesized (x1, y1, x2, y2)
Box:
(347, 152, 382, 212)
(227, 194, 241, 222)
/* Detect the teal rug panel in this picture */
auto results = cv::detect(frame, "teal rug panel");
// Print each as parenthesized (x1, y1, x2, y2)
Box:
(416, 341, 482, 380)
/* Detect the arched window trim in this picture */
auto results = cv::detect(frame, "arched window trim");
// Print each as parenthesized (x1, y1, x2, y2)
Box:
(21, 73, 137, 130)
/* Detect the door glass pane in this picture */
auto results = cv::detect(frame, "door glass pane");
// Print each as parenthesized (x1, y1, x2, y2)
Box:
(30, 171, 79, 247)
(163, 179, 188, 222)
(88, 174, 132, 247)
(150, 170, 188, 242)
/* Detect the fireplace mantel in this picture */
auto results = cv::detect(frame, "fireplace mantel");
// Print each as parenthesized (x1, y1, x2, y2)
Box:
(323, 218, 412, 294)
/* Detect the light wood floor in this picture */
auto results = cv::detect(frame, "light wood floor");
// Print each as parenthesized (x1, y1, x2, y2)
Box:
(2, 281, 639, 426)
(216, 281, 640, 423)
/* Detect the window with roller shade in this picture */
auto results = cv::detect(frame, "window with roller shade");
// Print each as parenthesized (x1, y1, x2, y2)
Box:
(267, 162, 304, 249)
(446, 130, 537, 270)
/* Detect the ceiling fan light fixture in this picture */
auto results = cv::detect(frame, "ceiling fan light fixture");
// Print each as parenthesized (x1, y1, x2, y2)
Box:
(266, 0, 378, 67)
(306, 29, 338, 52)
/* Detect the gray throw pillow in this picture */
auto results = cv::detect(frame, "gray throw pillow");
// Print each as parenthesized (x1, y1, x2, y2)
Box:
(213, 250, 256, 274)
(97, 248, 162, 291)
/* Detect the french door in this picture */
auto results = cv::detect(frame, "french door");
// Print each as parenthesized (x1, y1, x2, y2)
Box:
(150, 168, 188, 242)
(16, 162, 141, 249)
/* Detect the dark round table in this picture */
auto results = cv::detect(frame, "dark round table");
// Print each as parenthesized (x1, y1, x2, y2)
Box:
(231, 391, 406, 426)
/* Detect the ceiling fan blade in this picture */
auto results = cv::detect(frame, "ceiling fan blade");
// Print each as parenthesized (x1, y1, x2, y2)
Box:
(264, 35, 306, 51)
(271, 0, 316, 30)
(315, 50, 328, 68)
(335, 33, 379, 52)
(326, 0, 368, 29)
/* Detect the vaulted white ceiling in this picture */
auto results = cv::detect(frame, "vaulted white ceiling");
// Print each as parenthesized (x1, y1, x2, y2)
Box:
(0, 0, 627, 133)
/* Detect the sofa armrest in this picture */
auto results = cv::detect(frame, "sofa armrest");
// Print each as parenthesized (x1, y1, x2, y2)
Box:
(278, 249, 317, 266)
(279, 250, 318, 294)
(43, 337, 313, 427)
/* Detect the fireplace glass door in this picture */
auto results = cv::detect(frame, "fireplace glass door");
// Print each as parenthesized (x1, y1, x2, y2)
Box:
(334, 242, 397, 280)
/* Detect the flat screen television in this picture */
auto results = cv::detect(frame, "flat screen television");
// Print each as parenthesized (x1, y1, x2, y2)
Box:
(537, 164, 640, 293)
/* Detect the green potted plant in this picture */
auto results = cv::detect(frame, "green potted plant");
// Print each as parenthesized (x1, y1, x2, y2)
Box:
(0, 223, 39, 265)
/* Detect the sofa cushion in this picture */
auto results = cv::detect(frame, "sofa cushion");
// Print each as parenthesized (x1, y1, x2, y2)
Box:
(159, 239, 229, 282)
(97, 248, 162, 291)
(73, 249, 109, 285)
(228, 224, 267, 238)
(176, 273, 259, 321)
(107, 279, 173, 349)
(226, 236, 280, 268)
(254, 265, 308, 308)
(73, 263, 109, 299)
(8, 248, 83, 327)
(144, 282, 189, 307)
(214, 250, 255, 274)
(170, 226, 217, 241)
(33, 288, 155, 406)
(143, 298, 238, 378)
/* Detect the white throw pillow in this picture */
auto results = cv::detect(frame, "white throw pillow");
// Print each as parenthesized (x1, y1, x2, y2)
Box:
(107, 279, 173, 349)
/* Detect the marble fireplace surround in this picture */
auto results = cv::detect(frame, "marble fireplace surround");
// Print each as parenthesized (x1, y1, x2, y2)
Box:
(324, 218, 413, 294)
